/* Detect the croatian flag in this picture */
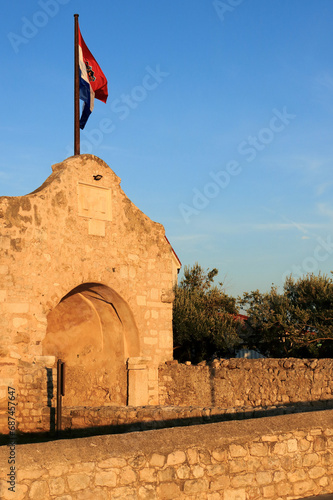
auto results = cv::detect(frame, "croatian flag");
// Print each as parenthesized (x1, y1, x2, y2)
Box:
(78, 25, 108, 129)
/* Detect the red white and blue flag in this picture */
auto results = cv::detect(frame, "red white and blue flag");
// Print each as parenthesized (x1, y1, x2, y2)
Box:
(78, 25, 108, 129)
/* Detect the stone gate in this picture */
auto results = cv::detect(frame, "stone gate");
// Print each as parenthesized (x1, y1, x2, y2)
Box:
(0, 154, 180, 433)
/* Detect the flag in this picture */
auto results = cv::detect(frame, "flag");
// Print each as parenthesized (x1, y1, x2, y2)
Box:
(78, 25, 108, 129)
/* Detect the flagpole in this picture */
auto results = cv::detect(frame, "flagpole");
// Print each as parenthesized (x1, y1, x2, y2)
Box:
(74, 14, 80, 155)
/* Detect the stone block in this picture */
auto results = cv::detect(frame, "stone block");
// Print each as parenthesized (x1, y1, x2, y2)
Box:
(149, 453, 165, 468)
(262, 484, 275, 498)
(67, 473, 90, 491)
(0, 265, 9, 274)
(230, 459, 247, 474)
(314, 437, 326, 451)
(212, 449, 227, 462)
(75, 489, 108, 500)
(28, 480, 50, 500)
(256, 471, 273, 485)
(77, 183, 112, 221)
(183, 479, 209, 494)
(229, 444, 248, 458)
(209, 475, 230, 491)
(192, 465, 204, 478)
(95, 470, 117, 487)
(157, 468, 176, 482)
(12, 317, 28, 328)
(293, 479, 316, 496)
(139, 468, 157, 482)
(3, 303, 30, 314)
(222, 489, 246, 500)
(1, 481, 28, 500)
(157, 482, 181, 500)
(287, 469, 307, 483)
(250, 442, 268, 457)
(176, 464, 191, 479)
(303, 453, 319, 467)
(287, 438, 298, 452)
(206, 464, 226, 477)
(144, 337, 158, 345)
(17, 468, 45, 481)
(138, 485, 156, 500)
(299, 438, 311, 451)
(230, 473, 255, 488)
(137, 295, 147, 306)
(273, 442, 287, 455)
(88, 219, 105, 236)
(109, 486, 136, 499)
(207, 493, 222, 500)
(273, 470, 286, 483)
(49, 477, 66, 495)
(308, 466, 326, 479)
(166, 450, 186, 465)
(119, 466, 137, 485)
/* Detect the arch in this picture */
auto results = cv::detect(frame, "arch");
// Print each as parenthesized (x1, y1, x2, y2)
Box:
(42, 283, 140, 406)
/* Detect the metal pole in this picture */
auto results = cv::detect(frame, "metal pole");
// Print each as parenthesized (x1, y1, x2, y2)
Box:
(74, 14, 80, 155)
(57, 359, 62, 432)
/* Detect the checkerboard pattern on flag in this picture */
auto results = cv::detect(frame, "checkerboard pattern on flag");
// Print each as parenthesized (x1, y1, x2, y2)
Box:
(78, 25, 108, 129)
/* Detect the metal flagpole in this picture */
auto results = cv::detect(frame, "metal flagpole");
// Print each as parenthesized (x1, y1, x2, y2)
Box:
(74, 14, 80, 155)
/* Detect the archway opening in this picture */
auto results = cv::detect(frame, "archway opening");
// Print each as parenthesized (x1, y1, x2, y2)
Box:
(42, 283, 140, 406)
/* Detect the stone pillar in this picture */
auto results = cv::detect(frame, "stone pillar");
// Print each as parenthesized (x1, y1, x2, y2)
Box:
(127, 357, 151, 406)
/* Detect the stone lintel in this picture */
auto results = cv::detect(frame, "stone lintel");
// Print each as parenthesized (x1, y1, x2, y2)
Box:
(33, 355, 56, 367)
(127, 356, 152, 370)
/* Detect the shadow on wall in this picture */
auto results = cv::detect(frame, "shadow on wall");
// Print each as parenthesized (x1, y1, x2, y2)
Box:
(42, 282, 140, 408)
(46, 367, 55, 433)
(2, 397, 332, 446)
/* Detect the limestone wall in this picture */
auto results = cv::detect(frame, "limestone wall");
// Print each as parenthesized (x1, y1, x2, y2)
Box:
(0, 155, 177, 423)
(1, 410, 332, 499)
(159, 358, 333, 408)
(2, 356, 333, 436)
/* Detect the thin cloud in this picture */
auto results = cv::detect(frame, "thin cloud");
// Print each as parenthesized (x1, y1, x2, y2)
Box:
(315, 182, 332, 197)
(317, 202, 333, 219)
(195, 220, 324, 235)
(315, 72, 333, 92)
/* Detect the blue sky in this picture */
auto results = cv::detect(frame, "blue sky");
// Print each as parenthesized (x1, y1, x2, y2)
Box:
(1, 0, 333, 298)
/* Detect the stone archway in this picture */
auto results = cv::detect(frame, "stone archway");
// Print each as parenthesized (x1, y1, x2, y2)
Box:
(42, 283, 140, 406)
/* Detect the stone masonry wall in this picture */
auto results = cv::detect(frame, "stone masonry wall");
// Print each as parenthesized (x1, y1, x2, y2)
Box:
(159, 358, 333, 408)
(2, 356, 333, 436)
(0, 155, 175, 368)
(0, 410, 332, 499)
(0, 356, 56, 435)
(0, 155, 177, 430)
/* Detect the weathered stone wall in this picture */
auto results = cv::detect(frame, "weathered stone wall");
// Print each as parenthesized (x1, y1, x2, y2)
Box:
(1, 410, 332, 499)
(3, 356, 333, 436)
(159, 358, 333, 407)
(0, 356, 56, 435)
(0, 155, 178, 432)
(57, 401, 333, 435)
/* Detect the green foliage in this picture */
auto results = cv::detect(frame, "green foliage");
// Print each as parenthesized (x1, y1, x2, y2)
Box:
(173, 263, 242, 363)
(239, 273, 333, 358)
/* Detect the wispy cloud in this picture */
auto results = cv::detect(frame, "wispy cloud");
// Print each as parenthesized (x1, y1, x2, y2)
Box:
(315, 72, 333, 92)
(315, 182, 332, 196)
(193, 220, 325, 235)
(246, 222, 324, 233)
(317, 202, 333, 219)
(289, 154, 327, 172)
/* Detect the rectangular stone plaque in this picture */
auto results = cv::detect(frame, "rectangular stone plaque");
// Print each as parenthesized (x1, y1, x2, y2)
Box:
(77, 183, 112, 221)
